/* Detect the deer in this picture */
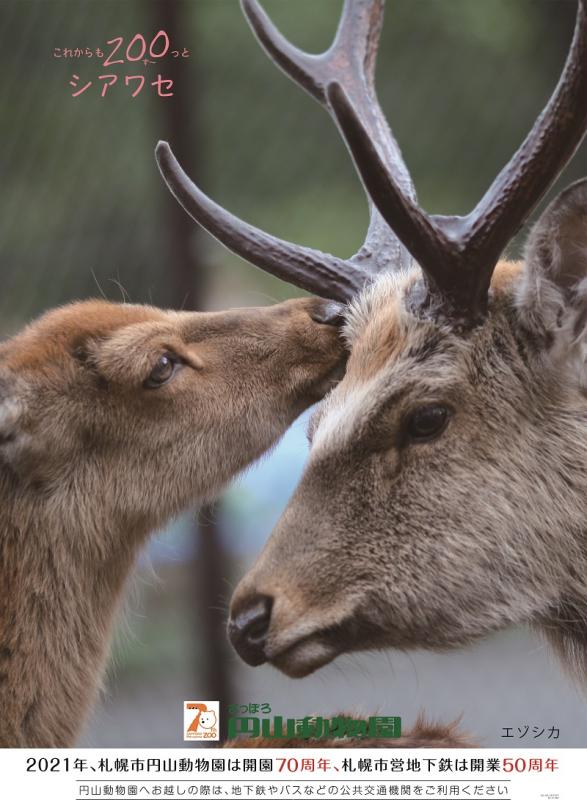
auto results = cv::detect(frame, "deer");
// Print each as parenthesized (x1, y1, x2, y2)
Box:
(154, 0, 587, 698)
(0, 296, 346, 747)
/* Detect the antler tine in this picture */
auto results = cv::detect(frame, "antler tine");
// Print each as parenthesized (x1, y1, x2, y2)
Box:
(328, 0, 587, 323)
(461, 0, 587, 279)
(326, 83, 454, 297)
(239, 0, 328, 104)
(155, 141, 363, 302)
(242, 0, 415, 274)
(241, 0, 385, 108)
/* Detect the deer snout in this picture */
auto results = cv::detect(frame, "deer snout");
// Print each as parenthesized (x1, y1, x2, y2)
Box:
(308, 300, 345, 326)
(228, 567, 354, 677)
(228, 594, 273, 666)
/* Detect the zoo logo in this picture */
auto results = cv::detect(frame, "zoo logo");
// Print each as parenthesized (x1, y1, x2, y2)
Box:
(184, 700, 219, 742)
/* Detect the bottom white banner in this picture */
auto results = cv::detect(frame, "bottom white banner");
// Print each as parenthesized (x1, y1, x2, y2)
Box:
(0, 747, 583, 800)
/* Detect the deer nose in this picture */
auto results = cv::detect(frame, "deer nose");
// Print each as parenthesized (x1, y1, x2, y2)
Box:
(309, 300, 345, 326)
(228, 595, 273, 666)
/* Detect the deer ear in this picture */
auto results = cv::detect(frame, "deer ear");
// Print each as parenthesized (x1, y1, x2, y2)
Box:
(518, 178, 587, 356)
(0, 378, 23, 447)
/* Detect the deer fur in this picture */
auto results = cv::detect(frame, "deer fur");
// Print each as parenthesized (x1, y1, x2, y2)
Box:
(0, 297, 344, 747)
(229, 180, 587, 682)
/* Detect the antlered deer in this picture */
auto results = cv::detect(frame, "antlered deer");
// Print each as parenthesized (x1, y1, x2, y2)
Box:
(155, 0, 587, 683)
(0, 298, 345, 746)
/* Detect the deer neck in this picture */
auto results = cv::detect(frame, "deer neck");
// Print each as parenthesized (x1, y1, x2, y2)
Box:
(0, 465, 152, 747)
(540, 591, 587, 686)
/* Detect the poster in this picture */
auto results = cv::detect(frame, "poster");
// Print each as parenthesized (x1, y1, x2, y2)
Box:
(1, 1, 586, 798)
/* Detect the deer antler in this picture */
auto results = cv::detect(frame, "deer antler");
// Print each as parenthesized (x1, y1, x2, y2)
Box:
(328, 0, 587, 322)
(156, 0, 413, 303)
(154, 143, 363, 301)
(156, 0, 587, 326)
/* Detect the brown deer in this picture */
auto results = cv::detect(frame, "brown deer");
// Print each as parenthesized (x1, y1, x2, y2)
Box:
(155, 0, 587, 686)
(0, 297, 345, 747)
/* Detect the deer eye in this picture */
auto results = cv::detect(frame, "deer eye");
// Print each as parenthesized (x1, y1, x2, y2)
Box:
(405, 405, 450, 442)
(144, 354, 179, 389)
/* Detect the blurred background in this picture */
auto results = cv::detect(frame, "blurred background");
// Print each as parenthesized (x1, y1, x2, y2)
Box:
(1, 0, 586, 748)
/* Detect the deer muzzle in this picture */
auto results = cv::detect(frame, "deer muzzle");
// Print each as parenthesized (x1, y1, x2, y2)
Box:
(228, 572, 362, 677)
(227, 595, 273, 667)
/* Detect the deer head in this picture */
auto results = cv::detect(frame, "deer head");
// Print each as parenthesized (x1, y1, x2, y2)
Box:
(155, 2, 587, 679)
(0, 298, 344, 530)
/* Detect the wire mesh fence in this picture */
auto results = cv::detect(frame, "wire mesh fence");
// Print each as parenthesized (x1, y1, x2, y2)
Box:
(2, 0, 585, 326)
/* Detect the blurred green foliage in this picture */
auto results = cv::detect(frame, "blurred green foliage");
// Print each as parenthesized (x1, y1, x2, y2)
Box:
(0, 0, 585, 326)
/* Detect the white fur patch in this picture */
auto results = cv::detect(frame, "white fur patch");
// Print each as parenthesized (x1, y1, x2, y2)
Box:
(312, 376, 379, 455)
(312, 271, 418, 456)
(344, 269, 416, 347)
